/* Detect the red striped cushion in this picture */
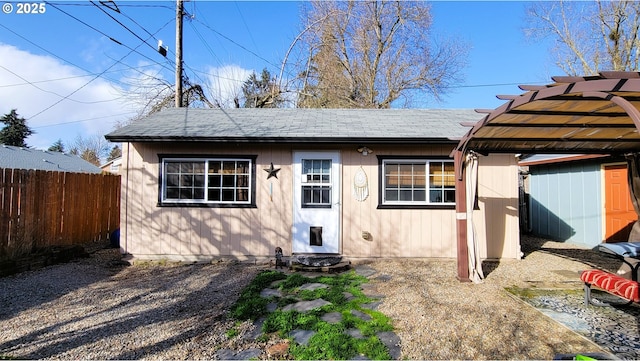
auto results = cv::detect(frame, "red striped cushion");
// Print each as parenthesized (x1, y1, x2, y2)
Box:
(580, 269, 640, 303)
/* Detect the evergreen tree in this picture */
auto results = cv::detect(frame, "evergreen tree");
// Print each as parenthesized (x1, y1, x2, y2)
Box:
(48, 139, 65, 152)
(242, 68, 283, 108)
(107, 145, 121, 162)
(0, 109, 34, 147)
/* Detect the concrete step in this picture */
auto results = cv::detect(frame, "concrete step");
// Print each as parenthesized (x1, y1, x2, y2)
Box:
(290, 260, 351, 273)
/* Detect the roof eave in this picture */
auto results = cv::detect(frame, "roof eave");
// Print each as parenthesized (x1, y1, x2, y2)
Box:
(104, 135, 462, 145)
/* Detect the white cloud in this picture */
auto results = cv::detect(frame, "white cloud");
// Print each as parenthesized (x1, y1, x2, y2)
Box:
(0, 43, 137, 149)
(0, 44, 264, 150)
(205, 65, 253, 108)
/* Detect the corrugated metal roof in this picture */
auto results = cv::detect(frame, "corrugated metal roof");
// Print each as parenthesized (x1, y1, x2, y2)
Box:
(105, 108, 481, 143)
(0, 145, 102, 173)
(456, 71, 640, 155)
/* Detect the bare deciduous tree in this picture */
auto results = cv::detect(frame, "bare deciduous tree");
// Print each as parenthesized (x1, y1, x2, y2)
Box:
(69, 134, 111, 166)
(116, 70, 218, 129)
(295, 1, 467, 108)
(525, 0, 640, 75)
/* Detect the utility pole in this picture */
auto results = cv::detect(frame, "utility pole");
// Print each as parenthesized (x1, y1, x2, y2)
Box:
(175, 0, 184, 107)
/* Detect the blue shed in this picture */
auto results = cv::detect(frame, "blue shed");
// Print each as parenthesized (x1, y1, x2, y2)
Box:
(521, 154, 635, 249)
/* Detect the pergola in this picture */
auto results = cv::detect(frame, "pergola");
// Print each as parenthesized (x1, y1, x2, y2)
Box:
(452, 71, 640, 282)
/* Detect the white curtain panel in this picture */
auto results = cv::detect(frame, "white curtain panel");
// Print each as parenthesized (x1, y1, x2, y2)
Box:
(466, 152, 484, 283)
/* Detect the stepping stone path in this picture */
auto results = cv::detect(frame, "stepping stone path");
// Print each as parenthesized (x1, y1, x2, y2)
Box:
(214, 347, 262, 360)
(321, 312, 342, 324)
(361, 300, 382, 310)
(259, 288, 282, 298)
(298, 282, 329, 291)
(377, 331, 402, 360)
(354, 265, 378, 278)
(266, 302, 278, 312)
(290, 329, 316, 345)
(346, 328, 365, 339)
(217, 264, 402, 360)
(243, 317, 264, 341)
(344, 291, 356, 301)
(351, 309, 372, 321)
(281, 298, 332, 312)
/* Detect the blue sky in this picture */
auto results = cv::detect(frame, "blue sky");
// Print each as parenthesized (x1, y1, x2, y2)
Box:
(0, 1, 561, 151)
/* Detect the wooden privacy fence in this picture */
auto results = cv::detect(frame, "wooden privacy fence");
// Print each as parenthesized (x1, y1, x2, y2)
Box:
(0, 168, 120, 260)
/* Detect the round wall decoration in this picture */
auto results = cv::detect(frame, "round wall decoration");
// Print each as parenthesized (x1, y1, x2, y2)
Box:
(353, 166, 369, 202)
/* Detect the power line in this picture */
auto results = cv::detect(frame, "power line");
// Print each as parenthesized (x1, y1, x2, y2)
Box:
(44, 1, 276, 102)
(171, 9, 215, 92)
(32, 111, 137, 129)
(90, 0, 161, 56)
(46, 2, 175, 75)
(101, 54, 170, 89)
(0, 63, 162, 89)
(26, 56, 129, 120)
(446, 81, 548, 89)
(183, 20, 223, 94)
(234, 2, 260, 55)
(0, 20, 171, 91)
(1, 3, 177, 119)
(187, 67, 250, 84)
(24, 13, 165, 120)
(191, 17, 281, 72)
(0, 64, 127, 104)
(0, 23, 123, 84)
(116, 2, 211, 93)
(111, 2, 174, 52)
(46, 2, 174, 11)
(46, 2, 120, 46)
(187, 21, 222, 67)
(2, 1, 212, 114)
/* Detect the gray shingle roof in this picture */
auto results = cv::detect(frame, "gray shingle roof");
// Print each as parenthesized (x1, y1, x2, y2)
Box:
(105, 108, 480, 144)
(0, 145, 102, 173)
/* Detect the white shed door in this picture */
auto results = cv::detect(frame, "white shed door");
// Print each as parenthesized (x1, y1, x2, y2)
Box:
(292, 151, 341, 254)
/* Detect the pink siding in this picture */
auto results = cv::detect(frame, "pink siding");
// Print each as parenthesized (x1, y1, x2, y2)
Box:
(473, 154, 521, 259)
(120, 143, 293, 261)
(119, 143, 519, 261)
(340, 145, 459, 258)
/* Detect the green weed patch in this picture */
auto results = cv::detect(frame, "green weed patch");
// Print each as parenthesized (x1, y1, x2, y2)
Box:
(229, 270, 287, 321)
(230, 270, 393, 360)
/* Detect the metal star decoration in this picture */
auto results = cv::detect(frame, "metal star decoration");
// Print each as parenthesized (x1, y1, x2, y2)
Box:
(264, 162, 281, 179)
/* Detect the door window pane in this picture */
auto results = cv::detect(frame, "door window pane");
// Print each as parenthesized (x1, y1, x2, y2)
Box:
(302, 159, 332, 207)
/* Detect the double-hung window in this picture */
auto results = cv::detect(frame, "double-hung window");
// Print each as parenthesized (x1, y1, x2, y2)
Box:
(160, 156, 255, 207)
(380, 158, 455, 208)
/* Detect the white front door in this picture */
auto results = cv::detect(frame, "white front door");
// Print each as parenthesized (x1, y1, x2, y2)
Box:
(292, 151, 341, 254)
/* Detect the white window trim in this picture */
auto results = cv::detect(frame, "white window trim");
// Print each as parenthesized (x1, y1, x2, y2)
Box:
(160, 157, 253, 206)
(381, 158, 455, 206)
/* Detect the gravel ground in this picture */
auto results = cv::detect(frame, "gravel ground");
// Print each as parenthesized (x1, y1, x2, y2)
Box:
(0, 235, 628, 360)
